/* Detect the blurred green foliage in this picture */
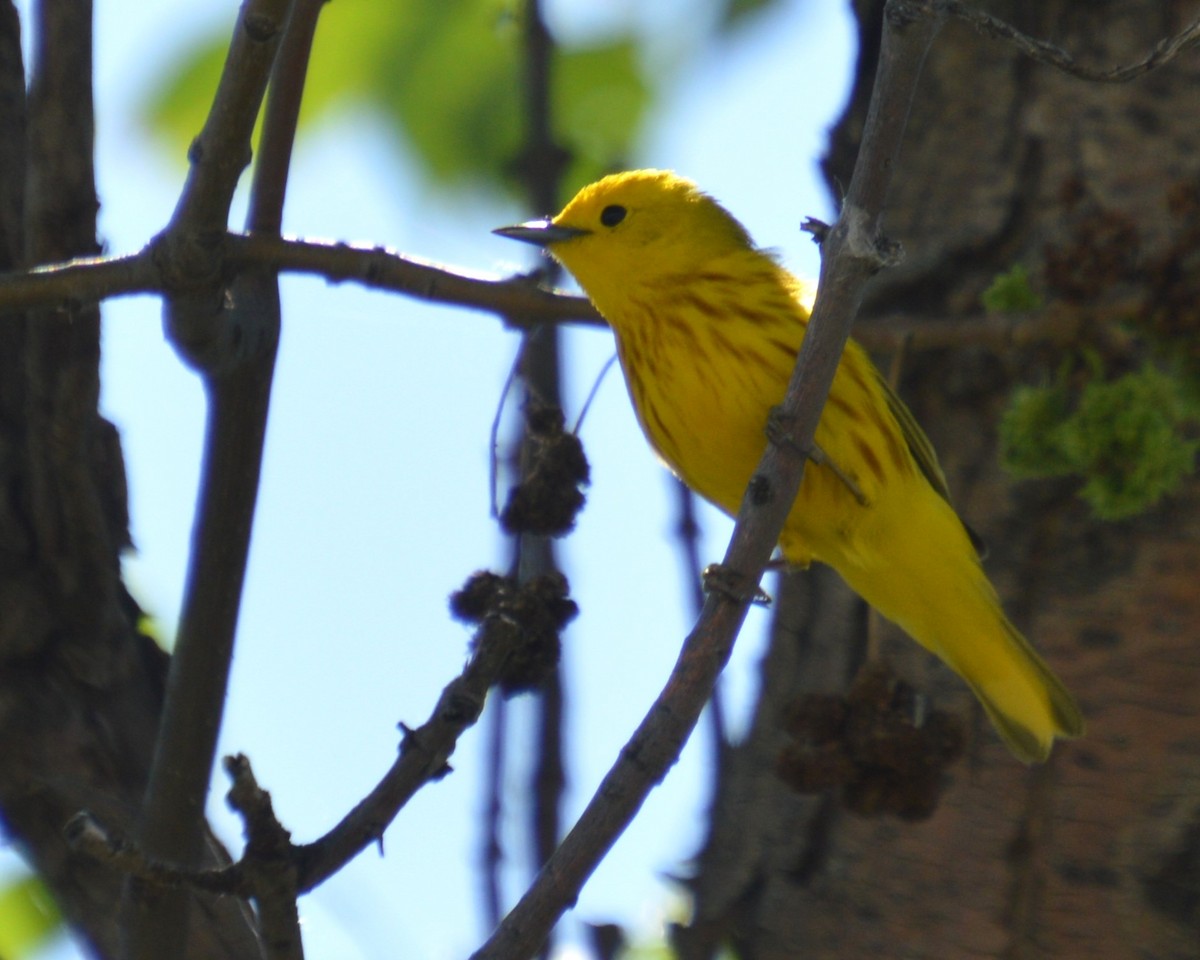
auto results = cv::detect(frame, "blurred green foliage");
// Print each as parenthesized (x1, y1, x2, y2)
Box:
(144, 0, 645, 200)
(0, 874, 61, 960)
(141, 0, 790, 204)
(981, 263, 1041, 312)
(1000, 359, 1199, 519)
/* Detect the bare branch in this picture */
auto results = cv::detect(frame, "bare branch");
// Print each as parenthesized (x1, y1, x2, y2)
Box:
(228, 233, 603, 327)
(0, 230, 1146, 365)
(126, 1, 295, 957)
(224, 756, 304, 960)
(0, 250, 158, 308)
(248, 0, 328, 235)
(293, 607, 521, 890)
(471, 3, 944, 958)
(0, 234, 602, 328)
(508, 9, 571, 957)
(167, 0, 292, 234)
(940, 0, 1200, 82)
(65, 812, 251, 897)
(480, 698, 508, 931)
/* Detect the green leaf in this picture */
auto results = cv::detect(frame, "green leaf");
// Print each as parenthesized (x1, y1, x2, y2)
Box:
(982, 264, 1041, 313)
(999, 382, 1075, 478)
(555, 39, 649, 199)
(140, 0, 650, 198)
(1066, 365, 1198, 519)
(1001, 362, 1199, 519)
(0, 875, 61, 960)
(355, 1, 518, 184)
(141, 33, 230, 159)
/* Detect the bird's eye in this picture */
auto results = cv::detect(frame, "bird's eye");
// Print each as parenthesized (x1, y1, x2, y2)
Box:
(600, 204, 626, 227)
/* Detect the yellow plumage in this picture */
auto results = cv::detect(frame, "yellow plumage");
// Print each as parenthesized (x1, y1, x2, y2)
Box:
(496, 169, 1084, 762)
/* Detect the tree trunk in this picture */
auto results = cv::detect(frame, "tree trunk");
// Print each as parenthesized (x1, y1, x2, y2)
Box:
(0, 4, 259, 956)
(684, 2, 1200, 958)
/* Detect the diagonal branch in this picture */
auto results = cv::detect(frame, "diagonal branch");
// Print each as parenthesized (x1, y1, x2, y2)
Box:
(292, 608, 522, 890)
(470, 3, 943, 957)
(0, 235, 603, 326)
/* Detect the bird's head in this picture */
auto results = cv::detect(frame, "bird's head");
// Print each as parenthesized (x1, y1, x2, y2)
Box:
(494, 170, 756, 303)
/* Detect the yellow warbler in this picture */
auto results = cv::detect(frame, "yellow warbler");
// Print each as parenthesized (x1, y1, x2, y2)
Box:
(496, 170, 1083, 762)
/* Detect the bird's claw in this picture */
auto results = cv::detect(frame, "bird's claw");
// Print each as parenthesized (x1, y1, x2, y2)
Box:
(766, 407, 869, 507)
(702, 563, 771, 606)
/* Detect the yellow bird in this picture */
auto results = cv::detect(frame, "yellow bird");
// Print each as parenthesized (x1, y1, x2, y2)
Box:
(496, 170, 1083, 762)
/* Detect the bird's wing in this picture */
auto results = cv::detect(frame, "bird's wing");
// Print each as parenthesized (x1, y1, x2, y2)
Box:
(877, 371, 987, 557)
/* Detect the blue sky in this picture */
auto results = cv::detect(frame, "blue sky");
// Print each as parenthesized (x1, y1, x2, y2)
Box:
(6, 2, 854, 957)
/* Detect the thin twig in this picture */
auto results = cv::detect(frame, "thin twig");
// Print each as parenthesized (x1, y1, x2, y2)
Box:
(0, 235, 600, 325)
(232, 234, 600, 326)
(167, 0, 293, 233)
(0, 249, 160, 308)
(292, 615, 519, 890)
(471, 3, 944, 957)
(511, 8, 570, 958)
(225, 756, 304, 960)
(248, 0, 328, 235)
(71, 619, 531, 917)
(480, 696, 507, 931)
(940, 0, 1200, 82)
(65, 812, 251, 897)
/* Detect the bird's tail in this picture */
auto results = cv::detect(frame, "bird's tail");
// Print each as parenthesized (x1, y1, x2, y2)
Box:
(939, 601, 1084, 762)
(829, 491, 1084, 763)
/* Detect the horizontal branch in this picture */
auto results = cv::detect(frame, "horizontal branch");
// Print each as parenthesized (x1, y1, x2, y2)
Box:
(853, 301, 1138, 355)
(0, 250, 159, 309)
(65, 812, 251, 898)
(226, 233, 602, 327)
(0, 233, 1144, 363)
(0, 233, 603, 329)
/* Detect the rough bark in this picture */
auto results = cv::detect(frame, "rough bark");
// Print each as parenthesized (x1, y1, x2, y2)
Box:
(685, 2, 1200, 958)
(0, 5, 260, 957)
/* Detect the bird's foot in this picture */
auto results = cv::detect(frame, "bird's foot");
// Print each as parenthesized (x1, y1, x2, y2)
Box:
(701, 563, 771, 606)
(766, 407, 869, 507)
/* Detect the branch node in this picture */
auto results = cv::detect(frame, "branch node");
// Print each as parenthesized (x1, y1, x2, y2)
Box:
(701, 563, 771, 606)
(801, 217, 831, 245)
(838, 205, 904, 273)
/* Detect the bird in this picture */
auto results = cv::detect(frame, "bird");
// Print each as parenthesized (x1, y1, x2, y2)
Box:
(495, 169, 1084, 762)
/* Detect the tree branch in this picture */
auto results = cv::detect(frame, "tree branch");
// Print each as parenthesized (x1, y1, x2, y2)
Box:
(470, 4, 943, 958)
(939, 0, 1200, 82)
(72, 589, 544, 933)
(292, 610, 522, 890)
(66, 812, 252, 898)
(509, 7, 570, 958)
(166, 0, 292, 234)
(0, 231, 1149, 365)
(125, 1, 294, 957)
(0, 235, 602, 325)
(223, 756, 303, 960)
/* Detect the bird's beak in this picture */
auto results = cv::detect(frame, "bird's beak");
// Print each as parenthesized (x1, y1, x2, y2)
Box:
(492, 219, 591, 247)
